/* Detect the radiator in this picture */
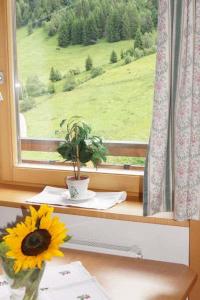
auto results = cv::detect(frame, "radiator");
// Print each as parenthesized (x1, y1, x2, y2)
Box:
(63, 238, 143, 258)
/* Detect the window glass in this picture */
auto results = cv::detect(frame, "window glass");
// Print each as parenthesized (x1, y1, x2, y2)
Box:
(15, 0, 158, 167)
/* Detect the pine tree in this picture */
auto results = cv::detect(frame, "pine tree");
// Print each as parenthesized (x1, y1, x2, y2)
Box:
(63, 73, 76, 92)
(124, 55, 132, 65)
(27, 21, 33, 35)
(121, 12, 131, 40)
(106, 9, 121, 43)
(71, 18, 84, 45)
(147, 0, 158, 27)
(134, 29, 143, 49)
(83, 15, 98, 45)
(20, 88, 36, 113)
(21, 3, 30, 26)
(126, 4, 140, 39)
(110, 50, 118, 64)
(49, 67, 56, 82)
(85, 56, 93, 71)
(58, 19, 71, 47)
(81, 0, 90, 18)
(120, 49, 125, 59)
(142, 32, 154, 49)
(71, 20, 79, 44)
(55, 69, 62, 81)
(47, 13, 61, 37)
(16, 2, 22, 28)
(48, 83, 55, 94)
(26, 75, 46, 97)
(49, 67, 62, 82)
(94, 7, 106, 39)
(141, 12, 154, 34)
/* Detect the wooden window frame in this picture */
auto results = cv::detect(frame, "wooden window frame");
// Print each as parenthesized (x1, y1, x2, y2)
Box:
(0, 0, 146, 197)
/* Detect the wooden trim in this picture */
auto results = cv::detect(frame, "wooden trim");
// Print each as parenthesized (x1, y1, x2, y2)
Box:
(21, 138, 148, 157)
(0, 0, 16, 182)
(189, 220, 200, 300)
(21, 159, 145, 171)
(0, 184, 189, 227)
(12, 165, 141, 196)
(0, 1, 145, 194)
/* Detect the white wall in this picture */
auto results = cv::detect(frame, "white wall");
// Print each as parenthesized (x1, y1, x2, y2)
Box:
(0, 206, 189, 265)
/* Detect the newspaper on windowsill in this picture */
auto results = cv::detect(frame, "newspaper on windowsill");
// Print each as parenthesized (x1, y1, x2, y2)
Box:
(26, 186, 127, 210)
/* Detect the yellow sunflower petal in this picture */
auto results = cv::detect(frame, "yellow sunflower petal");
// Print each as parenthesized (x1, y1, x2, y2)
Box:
(4, 205, 68, 273)
(39, 215, 52, 230)
(29, 206, 38, 220)
(24, 216, 36, 231)
(52, 249, 64, 257)
(38, 205, 54, 219)
(14, 261, 23, 273)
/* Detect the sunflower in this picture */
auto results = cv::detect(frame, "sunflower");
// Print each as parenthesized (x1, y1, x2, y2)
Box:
(3, 205, 68, 273)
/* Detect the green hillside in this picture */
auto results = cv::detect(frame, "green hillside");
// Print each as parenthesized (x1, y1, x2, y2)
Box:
(17, 27, 134, 81)
(17, 26, 156, 163)
(18, 27, 155, 139)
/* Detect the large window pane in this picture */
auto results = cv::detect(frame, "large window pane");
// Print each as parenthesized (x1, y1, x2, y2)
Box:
(15, 0, 157, 167)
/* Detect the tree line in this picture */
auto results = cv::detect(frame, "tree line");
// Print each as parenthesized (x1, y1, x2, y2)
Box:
(16, 0, 158, 46)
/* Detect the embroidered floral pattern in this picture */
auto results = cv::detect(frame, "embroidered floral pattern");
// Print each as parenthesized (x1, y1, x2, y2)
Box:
(0, 280, 8, 287)
(145, 0, 171, 215)
(69, 186, 79, 199)
(59, 270, 71, 276)
(174, 0, 200, 220)
(77, 294, 91, 300)
(145, 0, 200, 220)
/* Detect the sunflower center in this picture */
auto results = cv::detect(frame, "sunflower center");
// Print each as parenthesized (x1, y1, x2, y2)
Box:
(21, 229, 51, 256)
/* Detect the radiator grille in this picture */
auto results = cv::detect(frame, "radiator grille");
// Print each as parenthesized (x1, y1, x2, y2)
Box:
(64, 238, 143, 259)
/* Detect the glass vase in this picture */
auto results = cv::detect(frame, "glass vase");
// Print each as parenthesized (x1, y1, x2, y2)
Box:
(1, 257, 45, 300)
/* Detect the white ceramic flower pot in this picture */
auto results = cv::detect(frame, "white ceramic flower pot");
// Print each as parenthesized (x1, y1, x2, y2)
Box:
(66, 176, 90, 200)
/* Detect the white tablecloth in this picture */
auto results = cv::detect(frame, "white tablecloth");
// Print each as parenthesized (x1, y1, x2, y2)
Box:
(0, 262, 111, 300)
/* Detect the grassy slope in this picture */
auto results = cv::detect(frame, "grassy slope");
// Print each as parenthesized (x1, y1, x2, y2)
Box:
(17, 27, 155, 149)
(17, 27, 134, 82)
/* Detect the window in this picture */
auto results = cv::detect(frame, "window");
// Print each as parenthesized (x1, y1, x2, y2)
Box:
(0, 0, 157, 194)
(15, 0, 157, 169)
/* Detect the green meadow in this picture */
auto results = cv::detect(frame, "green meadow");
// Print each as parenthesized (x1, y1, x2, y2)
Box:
(17, 27, 156, 162)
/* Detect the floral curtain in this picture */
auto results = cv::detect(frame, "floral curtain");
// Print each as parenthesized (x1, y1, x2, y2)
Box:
(143, 0, 200, 220)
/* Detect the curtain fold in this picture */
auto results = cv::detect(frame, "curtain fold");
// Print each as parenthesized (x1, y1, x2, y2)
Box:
(143, 0, 200, 220)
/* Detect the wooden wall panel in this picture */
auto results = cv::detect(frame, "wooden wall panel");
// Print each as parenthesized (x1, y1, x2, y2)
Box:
(189, 220, 200, 300)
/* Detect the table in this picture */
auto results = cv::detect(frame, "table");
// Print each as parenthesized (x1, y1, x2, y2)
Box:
(0, 184, 196, 299)
(50, 248, 197, 300)
(0, 249, 196, 300)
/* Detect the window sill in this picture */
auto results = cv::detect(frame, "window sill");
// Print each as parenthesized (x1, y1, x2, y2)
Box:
(10, 163, 143, 197)
(0, 183, 188, 227)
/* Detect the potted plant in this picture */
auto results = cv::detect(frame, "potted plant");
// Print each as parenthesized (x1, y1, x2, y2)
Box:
(57, 117, 107, 200)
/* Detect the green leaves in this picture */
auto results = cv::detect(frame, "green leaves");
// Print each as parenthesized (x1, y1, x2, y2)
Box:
(57, 142, 76, 161)
(56, 116, 108, 178)
(64, 235, 72, 243)
(79, 141, 93, 163)
(0, 241, 9, 258)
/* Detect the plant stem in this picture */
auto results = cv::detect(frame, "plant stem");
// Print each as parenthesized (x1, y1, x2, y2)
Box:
(77, 159, 80, 180)
(72, 161, 77, 179)
(76, 144, 80, 180)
